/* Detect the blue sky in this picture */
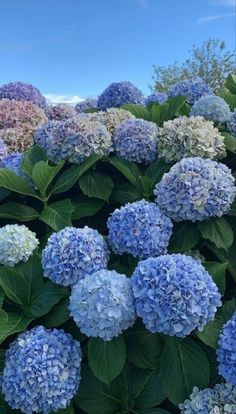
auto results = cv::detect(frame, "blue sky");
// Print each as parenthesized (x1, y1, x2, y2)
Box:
(0, 0, 235, 103)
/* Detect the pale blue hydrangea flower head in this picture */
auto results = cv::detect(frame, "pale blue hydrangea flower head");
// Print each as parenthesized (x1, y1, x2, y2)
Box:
(1, 326, 82, 414)
(154, 157, 236, 222)
(190, 95, 231, 122)
(0, 138, 8, 161)
(113, 118, 158, 163)
(217, 312, 236, 385)
(69, 269, 136, 341)
(75, 98, 98, 113)
(107, 200, 173, 259)
(179, 383, 236, 413)
(145, 92, 167, 105)
(45, 104, 76, 121)
(0, 152, 31, 184)
(168, 79, 213, 105)
(97, 81, 144, 110)
(42, 226, 109, 287)
(131, 254, 221, 337)
(0, 224, 39, 267)
(34, 117, 112, 163)
(227, 110, 236, 137)
(0, 81, 46, 108)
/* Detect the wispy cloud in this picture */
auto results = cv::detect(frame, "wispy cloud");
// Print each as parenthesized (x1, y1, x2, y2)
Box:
(197, 12, 235, 23)
(44, 94, 84, 105)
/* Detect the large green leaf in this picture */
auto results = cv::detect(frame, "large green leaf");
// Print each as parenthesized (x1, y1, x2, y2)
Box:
(0, 202, 39, 221)
(198, 217, 234, 251)
(88, 336, 126, 385)
(52, 154, 102, 194)
(128, 367, 165, 409)
(42, 298, 70, 328)
(0, 310, 31, 344)
(225, 73, 236, 94)
(121, 104, 151, 120)
(56, 406, 74, 414)
(107, 157, 141, 188)
(145, 159, 170, 189)
(22, 145, 47, 177)
(111, 183, 143, 204)
(221, 132, 236, 153)
(169, 222, 201, 253)
(72, 198, 104, 220)
(159, 337, 210, 405)
(40, 199, 75, 231)
(79, 171, 114, 201)
(204, 261, 227, 294)
(0, 169, 39, 199)
(220, 88, 236, 110)
(32, 160, 64, 196)
(165, 95, 187, 119)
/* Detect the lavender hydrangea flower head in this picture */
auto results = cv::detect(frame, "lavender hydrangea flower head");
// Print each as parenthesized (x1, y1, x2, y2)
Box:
(107, 200, 173, 259)
(179, 383, 236, 413)
(97, 81, 144, 110)
(131, 254, 221, 337)
(154, 157, 236, 222)
(217, 312, 236, 385)
(0, 224, 39, 267)
(113, 118, 158, 163)
(168, 79, 213, 105)
(75, 98, 98, 113)
(69, 269, 136, 341)
(0, 98, 47, 129)
(45, 104, 76, 121)
(157, 116, 226, 162)
(190, 95, 231, 122)
(0, 81, 46, 108)
(1, 326, 82, 413)
(227, 110, 236, 137)
(34, 117, 112, 163)
(0, 152, 31, 184)
(145, 92, 168, 105)
(0, 138, 8, 161)
(42, 226, 109, 286)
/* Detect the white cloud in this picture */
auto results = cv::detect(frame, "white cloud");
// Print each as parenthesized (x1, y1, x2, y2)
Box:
(44, 94, 84, 105)
(197, 12, 235, 22)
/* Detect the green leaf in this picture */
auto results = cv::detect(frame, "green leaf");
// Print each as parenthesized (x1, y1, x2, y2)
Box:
(88, 336, 126, 385)
(40, 199, 75, 231)
(197, 217, 234, 251)
(169, 222, 200, 252)
(124, 322, 163, 369)
(225, 73, 236, 94)
(72, 198, 104, 220)
(79, 171, 114, 202)
(220, 88, 236, 110)
(56, 406, 74, 414)
(0, 188, 11, 201)
(52, 154, 102, 194)
(159, 337, 210, 405)
(128, 367, 165, 409)
(107, 157, 141, 188)
(32, 160, 64, 196)
(0, 310, 31, 344)
(15, 254, 44, 293)
(165, 95, 187, 119)
(204, 261, 227, 294)
(111, 183, 143, 204)
(0, 169, 39, 199)
(76, 365, 121, 414)
(22, 145, 47, 177)
(222, 132, 236, 153)
(0, 202, 39, 221)
(122, 104, 151, 120)
(139, 176, 153, 196)
(196, 298, 236, 349)
(42, 298, 70, 328)
(145, 159, 170, 189)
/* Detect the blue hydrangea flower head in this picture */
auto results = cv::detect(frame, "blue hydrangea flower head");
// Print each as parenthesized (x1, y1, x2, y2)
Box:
(217, 312, 236, 385)
(45, 104, 76, 121)
(227, 110, 236, 137)
(179, 383, 236, 413)
(0, 224, 39, 267)
(168, 79, 213, 105)
(0, 81, 46, 108)
(154, 156, 236, 222)
(190, 95, 231, 122)
(113, 118, 158, 163)
(1, 326, 82, 413)
(97, 81, 144, 110)
(145, 92, 167, 105)
(0, 138, 8, 161)
(69, 269, 136, 340)
(131, 254, 221, 337)
(107, 200, 173, 259)
(42, 226, 109, 286)
(34, 120, 61, 153)
(75, 98, 98, 113)
(0, 152, 31, 183)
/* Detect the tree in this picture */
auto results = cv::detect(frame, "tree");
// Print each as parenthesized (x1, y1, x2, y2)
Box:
(152, 38, 236, 93)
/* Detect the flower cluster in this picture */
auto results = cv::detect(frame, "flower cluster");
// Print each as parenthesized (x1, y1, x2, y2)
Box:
(1, 326, 82, 413)
(0, 138, 8, 161)
(190, 95, 231, 122)
(155, 157, 236, 222)
(145, 92, 167, 105)
(0, 152, 31, 184)
(0, 81, 46, 108)
(34, 117, 112, 163)
(0, 126, 35, 153)
(98, 107, 135, 136)
(107, 200, 173, 259)
(75, 98, 98, 113)
(168, 79, 213, 105)
(42, 226, 109, 286)
(113, 118, 158, 163)
(179, 383, 236, 413)
(0, 99, 47, 129)
(227, 110, 236, 137)
(217, 312, 236, 385)
(97, 81, 144, 110)
(45, 104, 76, 121)
(131, 254, 221, 337)
(0, 224, 39, 267)
(157, 116, 226, 162)
(69, 269, 136, 341)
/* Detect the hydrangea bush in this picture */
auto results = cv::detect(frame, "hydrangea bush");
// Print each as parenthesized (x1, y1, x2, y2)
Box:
(0, 74, 235, 414)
